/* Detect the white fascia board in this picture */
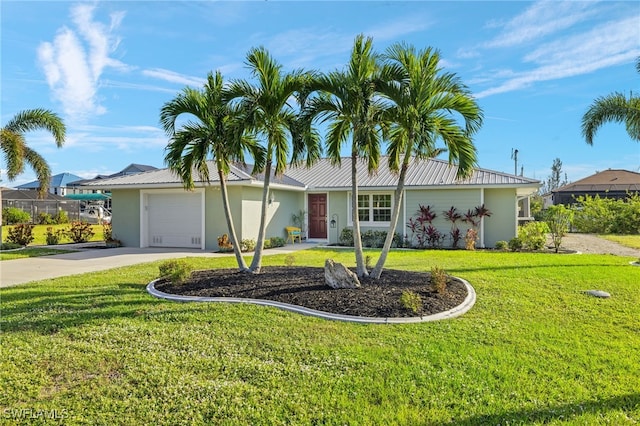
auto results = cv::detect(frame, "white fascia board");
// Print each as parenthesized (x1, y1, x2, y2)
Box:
(245, 180, 306, 191)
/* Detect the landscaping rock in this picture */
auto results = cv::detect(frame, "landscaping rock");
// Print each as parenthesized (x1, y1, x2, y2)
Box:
(324, 259, 361, 289)
(585, 290, 611, 298)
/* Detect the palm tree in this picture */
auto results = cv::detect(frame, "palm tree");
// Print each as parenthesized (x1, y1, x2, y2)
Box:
(226, 47, 320, 273)
(160, 71, 265, 271)
(1, 108, 66, 242)
(581, 56, 640, 145)
(307, 34, 388, 278)
(370, 44, 482, 279)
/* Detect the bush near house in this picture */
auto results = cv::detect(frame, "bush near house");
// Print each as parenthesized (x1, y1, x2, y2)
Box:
(518, 221, 549, 250)
(6, 223, 35, 246)
(65, 221, 95, 243)
(571, 194, 640, 234)
(2, 207, 31, 225)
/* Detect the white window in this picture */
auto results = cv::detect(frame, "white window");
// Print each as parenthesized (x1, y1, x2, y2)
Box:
(349, 193, 393, 225)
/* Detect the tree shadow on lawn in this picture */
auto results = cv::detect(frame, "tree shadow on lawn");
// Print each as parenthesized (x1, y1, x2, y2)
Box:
(447, 393, 640, 425)
(0, 283, 191, 334)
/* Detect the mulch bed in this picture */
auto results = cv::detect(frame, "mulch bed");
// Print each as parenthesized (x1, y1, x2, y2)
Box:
(155, 266, 468, 318)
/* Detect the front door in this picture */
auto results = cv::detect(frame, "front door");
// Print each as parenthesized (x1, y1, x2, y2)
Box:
(308, 194, 327, 239)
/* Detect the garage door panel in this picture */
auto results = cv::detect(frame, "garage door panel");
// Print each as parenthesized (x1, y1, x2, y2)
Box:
(147, 193, 202, 248)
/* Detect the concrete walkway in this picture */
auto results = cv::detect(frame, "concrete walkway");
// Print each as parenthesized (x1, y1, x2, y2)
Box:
(0, 242, 318, 288)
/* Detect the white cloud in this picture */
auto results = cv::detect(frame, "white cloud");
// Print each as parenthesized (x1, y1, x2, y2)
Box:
(484, 0, 598, 48)
(141, 68, 205, 87)
(37, 3, 127, 121)
(523, 16, 639, 65)
(476, 15, 639, 98)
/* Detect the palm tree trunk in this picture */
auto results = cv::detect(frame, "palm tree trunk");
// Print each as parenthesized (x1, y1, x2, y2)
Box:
(218, 168, 249, 272)
(351, 151, 368, 277)
(249, 158, 272, 273)
(371, 159, 409, 279)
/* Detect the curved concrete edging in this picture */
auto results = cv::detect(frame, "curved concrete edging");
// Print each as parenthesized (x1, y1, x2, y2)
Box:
(146, 277, 476, 324)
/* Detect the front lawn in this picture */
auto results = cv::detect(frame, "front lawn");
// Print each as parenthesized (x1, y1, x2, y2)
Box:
(0, 247, 75, 261)
(1, 223, 104, 246)
(1, 249, 638, 425)
(600, 234, 640, 250)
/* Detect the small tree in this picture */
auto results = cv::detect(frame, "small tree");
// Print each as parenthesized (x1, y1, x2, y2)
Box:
(546, 205, 573, 253)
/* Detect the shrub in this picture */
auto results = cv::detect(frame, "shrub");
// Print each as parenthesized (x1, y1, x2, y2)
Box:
(365, 255, 373, 270)
(518, 221, 549, 250)
(362, 230, 387, 248)
(465, 228, 478, 250)
(45, 227, 65, 245)
(546, 205, 573, 253)
(217, 234, 233, 251)
(400, 291, 423, 314)
(65, 221, 95, 243)
(1, 242, 21, 250)
(2, 207, 31, 225)
(449, 227, 462, 249)
(508, 237, 523, 251)
(431, 266, 447, 294)
(158, 259, 192, 284)
(425, 225, 444, 248)
(7, 224, 35, 246)
(54, 210, 69, 224)
(494, 240, 508, 250)
(284, 254, 295, 267)
(339, 228, 354, 246)
(102, 223, 113, 242)
(240, 239, 256, 252)
(571, 195, 614, 233)
(37, 212, 54, 225)
(265, 236, 286, 249)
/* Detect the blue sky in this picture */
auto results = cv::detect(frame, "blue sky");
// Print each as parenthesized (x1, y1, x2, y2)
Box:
(2, 1, 639, 188)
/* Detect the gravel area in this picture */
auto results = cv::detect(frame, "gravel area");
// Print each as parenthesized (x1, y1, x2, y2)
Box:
(553, 233, 640, 257)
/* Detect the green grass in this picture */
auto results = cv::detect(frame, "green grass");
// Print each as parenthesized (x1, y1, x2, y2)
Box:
(600, 234, 640, 250)
(1, 224, 104, 246)
(0, 247, 75, 261)
(1, 249, 639, 425)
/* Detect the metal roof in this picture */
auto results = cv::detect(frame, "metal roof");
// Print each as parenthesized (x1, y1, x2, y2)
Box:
(285, 157, 539, 189)
(84, 156, 539, 190)
(17, 172, 84, 189)
(84, 162, 306, 189)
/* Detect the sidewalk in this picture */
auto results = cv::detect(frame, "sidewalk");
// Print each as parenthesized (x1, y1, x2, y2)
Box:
(0, 242, 318, 288)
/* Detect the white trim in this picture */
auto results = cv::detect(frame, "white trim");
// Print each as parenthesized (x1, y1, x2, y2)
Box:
(140, 188, 205, 249)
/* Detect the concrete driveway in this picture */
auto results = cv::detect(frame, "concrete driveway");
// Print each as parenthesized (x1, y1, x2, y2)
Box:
(0, 243, 318, 288)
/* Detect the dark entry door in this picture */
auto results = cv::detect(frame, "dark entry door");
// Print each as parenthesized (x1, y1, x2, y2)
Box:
(308, 194, 327, 239)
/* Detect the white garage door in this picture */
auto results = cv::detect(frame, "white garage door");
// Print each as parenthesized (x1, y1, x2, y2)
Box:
(147, 192, 202, 248)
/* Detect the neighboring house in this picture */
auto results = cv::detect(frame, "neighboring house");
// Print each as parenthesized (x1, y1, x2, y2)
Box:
(16, 172, 84, 196)
(552, 169, 640, 205)
(1, 188, 81, 222)
(67, 163, 158, 194)
(84, 157, 540, 250)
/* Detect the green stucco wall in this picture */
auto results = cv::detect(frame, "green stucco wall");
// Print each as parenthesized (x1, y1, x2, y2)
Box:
(240, 186, 305, 242)
(326, 192, 349, 244)
(404, 188, 481, 247)
(483, 188, 517, 247)
(111, 189, 141, 247)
